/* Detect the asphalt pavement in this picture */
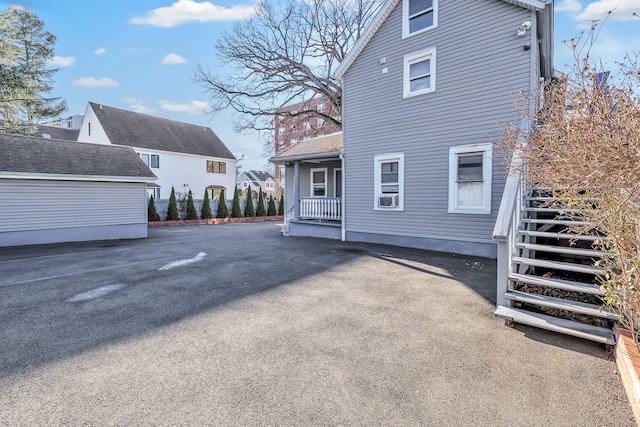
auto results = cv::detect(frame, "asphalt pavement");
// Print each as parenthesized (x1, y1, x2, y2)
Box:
(0, 222, 634, 426)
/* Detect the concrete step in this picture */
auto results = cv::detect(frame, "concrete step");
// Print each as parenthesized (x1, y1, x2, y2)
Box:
(509, 272, 604, 296)
(505, 290, 617, 320)
(515, 242, 602, 258)
(512, 257, 604, 275)
(518, 230, 604, 242)
(495, 305, 615, 345)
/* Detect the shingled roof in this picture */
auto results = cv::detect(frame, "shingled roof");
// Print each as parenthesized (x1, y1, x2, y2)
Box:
(270, 133, 342, 164)
(88, 102, 236, 159)
(36, 125, 80, 141)
(0, 133, 156, 180)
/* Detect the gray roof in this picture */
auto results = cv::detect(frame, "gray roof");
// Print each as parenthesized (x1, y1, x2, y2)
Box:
(0, 133, 156, 180)
(89, 102, 236, 159)
(36, 125, 80, 141)
(270, 133, 342, 164)
(247, 170, 273, 182)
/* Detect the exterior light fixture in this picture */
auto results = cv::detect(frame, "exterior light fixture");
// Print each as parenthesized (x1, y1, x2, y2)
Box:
(516, 21, 531, 36)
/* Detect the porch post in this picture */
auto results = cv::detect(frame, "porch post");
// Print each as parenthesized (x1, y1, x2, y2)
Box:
(293, 161, 300, 220)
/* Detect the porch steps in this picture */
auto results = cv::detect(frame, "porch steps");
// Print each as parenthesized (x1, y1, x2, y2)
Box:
(508, 272, 604, 296)
(515, 242, 601, 257)
(517, 230, 604, 241)
(504, 290, 616, 320)
(495, 305, 615, 345)
(512, 257, 604, 275)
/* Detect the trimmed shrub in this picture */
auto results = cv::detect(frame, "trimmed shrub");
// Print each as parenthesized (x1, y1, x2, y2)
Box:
(231, 187, 242, 218)
(278, 193, 284, 216)
(186, 190, 198, 220)
(245, 189, 255, 217)
(147, 195, 160, 221)
(166, 186, 179, 220)
(267, 194, 277, 216)
(256, 187, 266, 217)
(201, 190, 213, 219)
(217, 189, 229, 218)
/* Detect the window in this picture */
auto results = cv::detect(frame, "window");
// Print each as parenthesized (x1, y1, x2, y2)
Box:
(303, 122, 311, 132)
(150, 154, 159, 168)
(374, 153, 404, 210)
(278, 127, 285, 136)
(448, 143, 492, 214)
(404, 48, 436, 98)
(334, 169, 342, 198)
(147, 187, 160, 200)
(317, 118, 324, 129)
(139, 153, 150, 167)
(403, 0, 437, 38)
(316, 103, 325, 113)
(291, 138, 298, 145)
(88, 122, 91, 136)
(310, 168, 327, 197)
(206, 160, 227, 174)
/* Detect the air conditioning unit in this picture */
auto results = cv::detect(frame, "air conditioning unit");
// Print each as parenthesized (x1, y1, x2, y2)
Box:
(378, 195, 399, 208)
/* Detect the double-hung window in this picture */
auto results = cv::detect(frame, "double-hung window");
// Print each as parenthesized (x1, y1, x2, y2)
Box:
(374, 153, 404, 211)
(404, 48, 436, 98)
(310, 168, 327, 197)
(448, 143, 492, 214)
(207, 160, 226, 174)
(403, 0, 437, 38)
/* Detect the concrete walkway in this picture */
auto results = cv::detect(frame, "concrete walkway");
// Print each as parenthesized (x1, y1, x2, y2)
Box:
(0, 223, 633, 426)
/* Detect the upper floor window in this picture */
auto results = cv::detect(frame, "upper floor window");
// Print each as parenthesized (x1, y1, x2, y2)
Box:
(206, 160, 226, 174)
(139, 153, 159, 168)
(316, 103, 325, 113)
(278, 127, 285, 136)
(303, 122, 311, 132)
(448, 143, 492, 214)
(404, 47, 436, 98)
(403, 0, 437, 38)
(317, 118, 324, 129)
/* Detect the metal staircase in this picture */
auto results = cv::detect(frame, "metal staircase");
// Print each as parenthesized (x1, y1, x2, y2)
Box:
(494, 190, 617, 345)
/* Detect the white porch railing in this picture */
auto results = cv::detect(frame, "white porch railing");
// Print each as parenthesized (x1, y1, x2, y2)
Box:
(299, 197, 342, 220)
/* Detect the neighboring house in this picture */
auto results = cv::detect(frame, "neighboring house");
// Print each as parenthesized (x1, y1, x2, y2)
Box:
(42, 114, 84, 130)
(0, 133, 156, 247)
(236, 170, 277, 197)
(272, 0, 553, 259)
(77, 102, 237, 200)
(36, 124, 80, 141)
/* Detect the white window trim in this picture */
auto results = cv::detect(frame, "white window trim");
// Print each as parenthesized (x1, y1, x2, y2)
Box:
(403, 47, 436, 98)
(310, 167, 328, 198)
(448, 143, 493, 214)
(402, 0, 438, 39)
(334, 168, 342, 198)
(374, 153, 404, 211)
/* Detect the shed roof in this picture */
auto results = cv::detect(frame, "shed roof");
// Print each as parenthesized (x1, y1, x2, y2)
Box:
(88, 102, 236, 159)
(0, 133, 156, 181)
(269, 133, 342, 164)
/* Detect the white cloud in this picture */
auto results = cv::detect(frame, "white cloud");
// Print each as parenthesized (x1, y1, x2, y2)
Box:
(73, 77, 119, 88)
(162, 53, 187, 65)
(576, 0, 639, 21)
(125, 97, 156, 114)
(158, 100, 209, 114)
(556, 0, 583, 13)
(94, 48, 107, 55)
(130, 0, 255, 28)
(49, 56, 76, 67)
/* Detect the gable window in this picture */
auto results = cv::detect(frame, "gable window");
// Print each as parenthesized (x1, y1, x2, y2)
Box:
(404, 48, 436, 98)
(448, 143, 492, 214)
(310, 168, 327, 197)
(150, 154, 159, 168)
(403, 0, 437, 38)
(374, 153, 404, 211)
(206, 160, 226, 174)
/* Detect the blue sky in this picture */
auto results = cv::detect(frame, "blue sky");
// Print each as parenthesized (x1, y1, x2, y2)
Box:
(2, 0, 639, 172)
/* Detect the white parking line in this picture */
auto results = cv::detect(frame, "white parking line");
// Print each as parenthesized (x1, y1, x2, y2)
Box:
(158, 252, 207, 271)
(68, 284, 125, 302)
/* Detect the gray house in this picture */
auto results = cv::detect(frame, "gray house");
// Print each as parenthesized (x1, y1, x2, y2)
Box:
(0, 134, 156, 247)
(273, 0, 553, 259)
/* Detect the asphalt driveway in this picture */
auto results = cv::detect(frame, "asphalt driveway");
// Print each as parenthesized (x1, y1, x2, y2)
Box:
(0, 222, 634, 426)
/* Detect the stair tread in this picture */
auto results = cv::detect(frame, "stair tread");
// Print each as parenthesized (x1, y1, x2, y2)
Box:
(521, 218, 593, 226)
(512, 257, 604, 274)
(515, 242, 602, 257)
(505, 290, 616, 319)
(495, 305, 615, 345)
(509, 272, 604, 295)
(518, 230, 605, 241)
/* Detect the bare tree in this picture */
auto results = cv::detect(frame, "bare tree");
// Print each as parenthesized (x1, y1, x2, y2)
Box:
(193, 0, 380, 139)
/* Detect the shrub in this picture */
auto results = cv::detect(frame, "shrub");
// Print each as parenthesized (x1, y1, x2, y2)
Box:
(201, 190, 213, 219)
(231, 187, 242, 218)
(256, 187, 266, 217)
(186, 190, 198, 220)
(245, 188, 255, 217)
(166, 186, 179, 220)
(267, 194, 277, 216)
(147, 195, 160, 221)
(217, 189, 229, 218)
(278, 193, 284, 216)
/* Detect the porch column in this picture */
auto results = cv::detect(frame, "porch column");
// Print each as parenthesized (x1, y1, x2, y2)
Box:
(293, 161, 300, 220)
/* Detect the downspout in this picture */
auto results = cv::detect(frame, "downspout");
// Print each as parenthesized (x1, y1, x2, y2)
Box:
(293, 161, 300, 220)
(340, 151, 346, 241)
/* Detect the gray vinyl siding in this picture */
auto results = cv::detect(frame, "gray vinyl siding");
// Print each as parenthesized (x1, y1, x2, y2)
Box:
(342, 0, 536, 247)
(0, 180, 147, 233)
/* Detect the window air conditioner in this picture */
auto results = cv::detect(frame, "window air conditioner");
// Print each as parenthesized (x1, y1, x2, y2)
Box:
(378, 195, 399, 208)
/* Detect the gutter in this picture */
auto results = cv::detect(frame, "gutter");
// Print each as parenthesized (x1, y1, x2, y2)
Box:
(268, 151, 342, 165)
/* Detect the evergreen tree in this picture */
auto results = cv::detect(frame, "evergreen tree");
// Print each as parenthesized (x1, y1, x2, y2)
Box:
(147, 194, 160, 221)
(231, 187, 242, 218)
(256, 187, 266, 217)
(217, 189, 229, 218)
(267, 194, 277, 216)
(186, 190, 198, 220)
(167, 186, 179, 220)
(245, 188, 255, 217)
(201, 189, 213, 219)
(278, 193, 284, 216)
(0, 7, 66, 131)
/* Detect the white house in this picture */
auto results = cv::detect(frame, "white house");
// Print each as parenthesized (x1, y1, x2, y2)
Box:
(77, 102, 237, 201)
(236, 170, 277, 196)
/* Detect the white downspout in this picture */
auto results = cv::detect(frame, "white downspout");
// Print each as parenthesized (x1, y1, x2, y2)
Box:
(340, 151, 346, 241)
